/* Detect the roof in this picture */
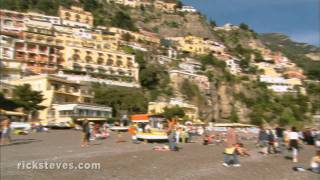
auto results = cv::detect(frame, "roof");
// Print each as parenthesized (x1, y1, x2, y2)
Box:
(131, 114, 149, 122)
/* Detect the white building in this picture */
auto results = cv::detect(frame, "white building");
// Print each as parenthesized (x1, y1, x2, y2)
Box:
(177, 6, 197, 13)
(57, 71, 140, 88)
(178, 58, 202, 74)
(259, 75, 303, 93)
(226, 58, 241, 75)
(61, 19, 92, 29)
(27, 12, 61, 25)
(214, 23, 239, 31)
(72, 28, 93, 39)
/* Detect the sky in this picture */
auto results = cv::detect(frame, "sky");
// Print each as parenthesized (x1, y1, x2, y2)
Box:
(182, 0, 320, 46)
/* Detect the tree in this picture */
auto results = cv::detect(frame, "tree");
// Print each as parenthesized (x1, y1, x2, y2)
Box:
(230, 106, 239, 122)
(11, 84, 46, 118)
(92, 85, 147, 117)
(162, 106, 185, 119)
(279, 108, 296, 126)
(0, 92, 20, 111)
(209, 19, 217, 27)
(122, 33, 133, 42)
(180, 79, 200, 100)
(254, 51, 264, 62)
(239, 23, 249, 30)
(175, 1, 183, 9)
(111, 11, 137, 31)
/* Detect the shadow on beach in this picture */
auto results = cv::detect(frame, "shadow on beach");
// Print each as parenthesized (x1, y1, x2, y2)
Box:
(0, 138, 42, 147)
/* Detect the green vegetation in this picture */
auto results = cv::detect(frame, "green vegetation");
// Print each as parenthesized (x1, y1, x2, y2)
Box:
(180, 79, 201, 100)
(111, 11, 138, 31)
(0, 0, 74, 15)
(198, 53, 226, 70)
(0, 92, 20, 111)
(164, 21, 180, 28)
(234, 82, 311, 126)
(230, 106, 239, 123)
(11, 84, 46, 118)
(239, 23, 249, 30)
(92, 84, 147, 117)
(162, 106, 185, 119)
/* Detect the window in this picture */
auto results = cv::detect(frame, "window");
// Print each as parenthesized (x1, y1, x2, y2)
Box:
(116, 60, 123, 67)
(106, 59, 113, 66)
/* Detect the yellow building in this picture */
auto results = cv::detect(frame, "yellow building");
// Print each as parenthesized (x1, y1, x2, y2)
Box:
(60, 44, 140, 86)
(148, 99, 199, 120)
(175, 36, 225, 55)
(59, 6, 93, 28)
(9, 74, 112, 125)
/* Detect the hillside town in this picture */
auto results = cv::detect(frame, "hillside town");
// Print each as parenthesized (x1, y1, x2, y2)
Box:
(0, 1, 320, 180)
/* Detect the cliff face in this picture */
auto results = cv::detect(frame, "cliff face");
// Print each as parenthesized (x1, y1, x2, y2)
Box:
(137, 13, 217, 39)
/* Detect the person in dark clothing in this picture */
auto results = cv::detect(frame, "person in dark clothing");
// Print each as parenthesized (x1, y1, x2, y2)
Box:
(275, 126, 285, 152)
(267, 129, 277, 154)
(258, 127, 269, 155)
(81, 119, 90, 147)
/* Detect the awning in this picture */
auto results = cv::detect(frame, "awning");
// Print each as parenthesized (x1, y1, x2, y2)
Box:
(131, 114, 149, 122)
(0, 109, 26, 116)
(213, 123, 256, 127)
(76, 117, 107, 121)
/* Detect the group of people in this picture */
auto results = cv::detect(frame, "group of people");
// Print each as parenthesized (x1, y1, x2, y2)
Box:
(256, 125, 320, 173)
(80, 119, 110, 147)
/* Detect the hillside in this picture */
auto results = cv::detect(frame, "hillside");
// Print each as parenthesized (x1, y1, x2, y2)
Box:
(259, 33, 320, 80)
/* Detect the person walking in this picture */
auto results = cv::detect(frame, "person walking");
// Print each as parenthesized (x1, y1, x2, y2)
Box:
(81, 119, 90, 147)
(167, 119, 178, 151)
(289, 126, 300, 162)
(0, 116, 11, 145)
(257, 126, 269, 155)
(129, 123, 138, 144)
(223, 127, 240, 167)
(267, 129, 277, 154)
(275, 126, 285, 153)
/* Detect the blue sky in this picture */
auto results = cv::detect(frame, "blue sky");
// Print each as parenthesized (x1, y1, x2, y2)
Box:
(182, 0, 320, 46)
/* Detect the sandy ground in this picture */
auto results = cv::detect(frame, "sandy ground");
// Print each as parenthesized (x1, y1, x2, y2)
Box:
(0, 130, 319, 180)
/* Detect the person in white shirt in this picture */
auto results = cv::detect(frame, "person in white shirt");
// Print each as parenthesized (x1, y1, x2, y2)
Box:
(288, 126, 300, 163)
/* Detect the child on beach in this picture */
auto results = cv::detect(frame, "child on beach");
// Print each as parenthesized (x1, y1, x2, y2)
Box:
(235, 143, 250, 156)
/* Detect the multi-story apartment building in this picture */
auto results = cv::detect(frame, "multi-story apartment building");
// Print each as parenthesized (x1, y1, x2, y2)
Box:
(172, 36, 225, 55)
(59, 44, 140, 87)
(26, 12, 61, 25)
(14, 21, 65, 74)
(9, 74, 112, 125)
(0, 9, 25, 35)
(59, 6, 93, 28)
(0, 35, 25, 80)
